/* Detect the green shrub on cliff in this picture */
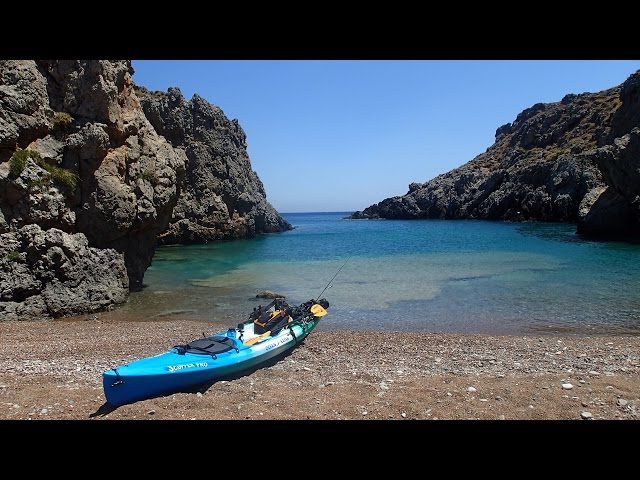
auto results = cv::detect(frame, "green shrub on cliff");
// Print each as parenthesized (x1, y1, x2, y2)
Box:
(52, 111, 74, 129)
(140, 169, 156, 182)
(38, 161, 78, 193)
(27, 177, 53, 190)
(9, 149, 41, 176)
(9, 148, 78, 193)
(7, 250, 23, 263)
(9, 155, 26, 177)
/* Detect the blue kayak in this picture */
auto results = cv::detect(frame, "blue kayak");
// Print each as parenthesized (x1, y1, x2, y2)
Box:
(103, 298, 328, 407)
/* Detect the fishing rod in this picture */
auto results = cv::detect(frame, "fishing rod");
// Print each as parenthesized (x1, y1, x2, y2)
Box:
(315, 258, 348, 300)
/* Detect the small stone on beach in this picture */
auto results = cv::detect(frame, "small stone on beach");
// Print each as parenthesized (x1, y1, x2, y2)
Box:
(617, 398, 628, 407)
(581, 411, 593, 420)
(467, 386, 477, 393)
(401, 412, 407, 418)
(562, 383, 573, 390)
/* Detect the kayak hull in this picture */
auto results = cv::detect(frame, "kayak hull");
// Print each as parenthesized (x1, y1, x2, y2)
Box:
(103, 318, 319, 407)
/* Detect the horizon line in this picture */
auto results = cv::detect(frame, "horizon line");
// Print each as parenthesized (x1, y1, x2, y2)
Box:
(280, 210, 355, 214)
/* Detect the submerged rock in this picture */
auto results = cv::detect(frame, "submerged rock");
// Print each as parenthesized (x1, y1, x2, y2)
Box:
(256, 290, 286, 299)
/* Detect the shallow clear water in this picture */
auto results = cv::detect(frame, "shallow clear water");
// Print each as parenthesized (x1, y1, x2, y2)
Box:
(107, 212, 640, 335)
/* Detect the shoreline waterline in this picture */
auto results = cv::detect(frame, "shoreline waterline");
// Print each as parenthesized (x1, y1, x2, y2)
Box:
(80, 213, 640, 336)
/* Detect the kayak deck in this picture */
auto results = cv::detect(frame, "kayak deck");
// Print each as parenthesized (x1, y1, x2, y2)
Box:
(102, 301, 327, 407)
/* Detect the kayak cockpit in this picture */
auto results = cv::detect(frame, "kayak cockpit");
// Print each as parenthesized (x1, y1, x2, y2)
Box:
(173, 336, 239, 358)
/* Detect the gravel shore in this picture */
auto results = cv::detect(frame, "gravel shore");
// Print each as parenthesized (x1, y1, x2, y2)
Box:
(1, 318, 638, 420)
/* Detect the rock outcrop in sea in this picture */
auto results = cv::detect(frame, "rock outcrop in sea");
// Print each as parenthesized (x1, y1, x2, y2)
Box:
(350, 71, 640, 240)
(137, 86, 291, 244)
(0, 60, 289, 320)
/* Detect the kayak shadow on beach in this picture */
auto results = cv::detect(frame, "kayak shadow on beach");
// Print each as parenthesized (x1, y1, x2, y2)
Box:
(89, 342, 302, 418)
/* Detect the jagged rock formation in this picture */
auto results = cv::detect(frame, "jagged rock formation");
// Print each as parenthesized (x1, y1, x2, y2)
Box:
(137, 86, 291, 244)
(351, 71, 640, 240)
(1, 60, 185, 319)
(1, 60, 290, 320)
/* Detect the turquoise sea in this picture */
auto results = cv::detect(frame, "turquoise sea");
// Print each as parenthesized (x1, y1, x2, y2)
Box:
(109, 212, 640, 335)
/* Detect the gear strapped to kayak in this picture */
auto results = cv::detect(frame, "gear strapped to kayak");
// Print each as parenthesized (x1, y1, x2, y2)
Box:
(102, 260, 346, 407)
(102, 297, 330, 407)
(254, 311, 291, 335)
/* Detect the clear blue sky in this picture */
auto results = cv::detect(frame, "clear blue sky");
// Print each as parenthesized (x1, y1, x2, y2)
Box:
(132, 60, 640, 213)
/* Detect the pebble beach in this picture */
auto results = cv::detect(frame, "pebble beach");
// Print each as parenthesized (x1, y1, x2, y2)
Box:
(1, 318, 638, 420)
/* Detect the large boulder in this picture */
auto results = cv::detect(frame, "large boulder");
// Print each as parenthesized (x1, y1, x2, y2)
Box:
(0, 224, 128, 320)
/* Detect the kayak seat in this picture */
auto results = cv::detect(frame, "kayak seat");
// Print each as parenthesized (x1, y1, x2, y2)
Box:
(254, 309, 287, 334)
(174, 336, 238, 357)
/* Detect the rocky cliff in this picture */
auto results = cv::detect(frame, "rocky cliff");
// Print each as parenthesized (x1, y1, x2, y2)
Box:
(351, 71, 640, 240)
(137, 86, 291, 244)
(0, 60, 186, 319)
(0, 60, 288, 320)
